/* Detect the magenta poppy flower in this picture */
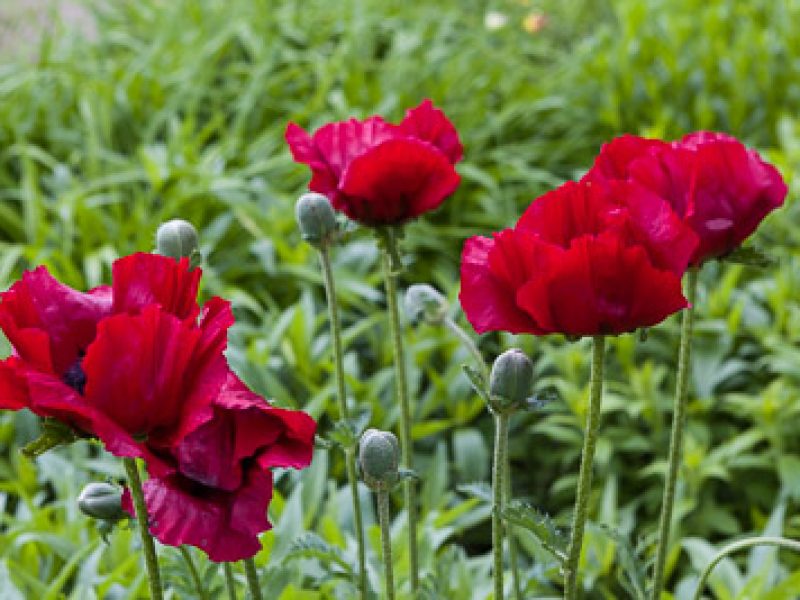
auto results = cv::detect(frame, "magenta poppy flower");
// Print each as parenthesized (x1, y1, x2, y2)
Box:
(460, 180, 697, 336)
(122, 372, 316, 562)
(285, 99, 463, 225)
(0, 253, 230, 471)
(584, 132, 788, 264)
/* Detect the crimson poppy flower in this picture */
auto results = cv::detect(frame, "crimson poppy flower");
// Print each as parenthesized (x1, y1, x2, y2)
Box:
(584, 132, 787, 264)
(459, 180, 697, 336)
(122, 371, 316, 562)
(285, 99, 463, 225)
(0, 253, 230, 472)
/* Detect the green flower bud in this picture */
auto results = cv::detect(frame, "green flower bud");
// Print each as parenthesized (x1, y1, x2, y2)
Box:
(296, 193, 338, 248)
(404, 284, 449, 325)
(359, 429, 400, 490)
(77, 482, 124, 522)
(489, 349, 534, 411)
(155, 219, 200, 264)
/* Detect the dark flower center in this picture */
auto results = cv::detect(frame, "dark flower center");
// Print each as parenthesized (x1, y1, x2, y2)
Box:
(63, 358, 87, 395)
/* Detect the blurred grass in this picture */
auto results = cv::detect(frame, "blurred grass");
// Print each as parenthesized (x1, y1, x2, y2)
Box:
(0, 0, 799, 597)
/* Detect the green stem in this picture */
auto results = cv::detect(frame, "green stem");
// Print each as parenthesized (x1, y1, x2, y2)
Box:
(223, 562, 237, 600)
(564, 335, 606, 600)
(243, 558, 263, 600)
(493, 412, 510, 600)
(691, 536, 800, 600)
(179, 547, 208, 600)
(651, 268, 699, 600)
(443, 316, 489, 380)
(319, 245, 368, 600)
(380, 230, 419, 591)
(123, 457, 163, 600)
(505, 454, 523, 600)
(377, 489, 396, 600)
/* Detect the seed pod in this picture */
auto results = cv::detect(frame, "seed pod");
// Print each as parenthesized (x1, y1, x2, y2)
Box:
(156, 219, 200, 263)
(404, 284, 449, 325)
(489, 349, 534, 411)
(77, 482, 124, 522)
(296, 193, 338, 248)
(359, 429, 400, 490)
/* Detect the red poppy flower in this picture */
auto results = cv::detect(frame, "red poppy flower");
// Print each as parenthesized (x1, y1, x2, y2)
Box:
(0, 253, 229, 471)
(285, 99, 463, 225)
(584, 132, 787, 264)
(122, 372, 316, 562)
(459, 180, 696, 336)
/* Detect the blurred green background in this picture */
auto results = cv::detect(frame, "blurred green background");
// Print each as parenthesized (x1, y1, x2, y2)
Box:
(0, 0, 799, 598)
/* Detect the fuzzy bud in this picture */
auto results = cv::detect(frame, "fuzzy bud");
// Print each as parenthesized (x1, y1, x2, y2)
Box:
(359, 429, 400, 490)
(404, 284, 449, 325)
(156, 219, 200, 265)
(77, 482, 124, 522)
(489, 349, 534, 411)
(296, 193, 338, 248)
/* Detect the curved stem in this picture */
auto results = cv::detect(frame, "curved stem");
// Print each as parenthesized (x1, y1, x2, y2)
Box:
(505, 454, 523, 600)
(493, 413, 510, 600)
(123, 457, 163, 600)
(443, 316, 489, 380)
(319, 245, 368, 600)
(691, 536, 800, 600)
(223, 562, 237, 600)
(564, 335, 606, 599)
(179, 546, 208, 600)
(243, 558, 263, 600)
(380, 231, 419, 591)
(651, 268, 699, 599)
(377, 489, 396, 600)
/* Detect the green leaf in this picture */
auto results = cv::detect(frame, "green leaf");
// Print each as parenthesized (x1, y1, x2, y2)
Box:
(285, 532, 353, 575)
(502, 500, 568, 564)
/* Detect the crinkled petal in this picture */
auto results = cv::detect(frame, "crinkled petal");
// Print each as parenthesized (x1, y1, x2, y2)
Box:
(399, 99, 464, 163)
(678, 135, 787, 261)
(338, 138, 460, 225)
(0, 357, 29, 410)
(458, 234, 544, 335)
(111, 253, 201, 320)
(124, 469, 274, 562)
(0, 267, 112, 374)
(516, 235, 687, 335)
(83, 306, 208, 438)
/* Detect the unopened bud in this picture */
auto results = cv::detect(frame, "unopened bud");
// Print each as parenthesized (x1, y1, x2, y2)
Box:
(78, 482, 124, 522)
(296, 193, 337, 248)
(489, 349, 534, 411)
(404, 284, 449, 325)
(156, 219, 200, 265)
(359, 429, 400, 490)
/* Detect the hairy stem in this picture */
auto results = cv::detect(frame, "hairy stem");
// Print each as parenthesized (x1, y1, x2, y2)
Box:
(380, 230, 419, 591)
(493, 412, 510, 599)
(691, 536, 800, 600)
(179, 547, 208, 600)
(223, 562, 237, 600)
(319, 245, 368, 600)
(651, 268, 699, 599)
(564, 335, 606, 599)
(443, 316, 489, 380)
(377, 489, 396, 600)
(506, 453, 523, 600)
(123, 458, 163, 600)
(243, 558, 263, 600)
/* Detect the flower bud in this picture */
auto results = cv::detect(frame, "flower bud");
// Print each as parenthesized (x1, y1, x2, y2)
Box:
(296, 193, 338, 248)
(489, 349, 534, 411)
(77, 482, 124, 522)
(404, 284, 449, 325)
(359, 429, 400, 490)
(156, 219, 200, 262)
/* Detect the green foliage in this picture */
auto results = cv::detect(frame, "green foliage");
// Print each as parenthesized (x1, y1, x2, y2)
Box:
(0, 0, 799, 597)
